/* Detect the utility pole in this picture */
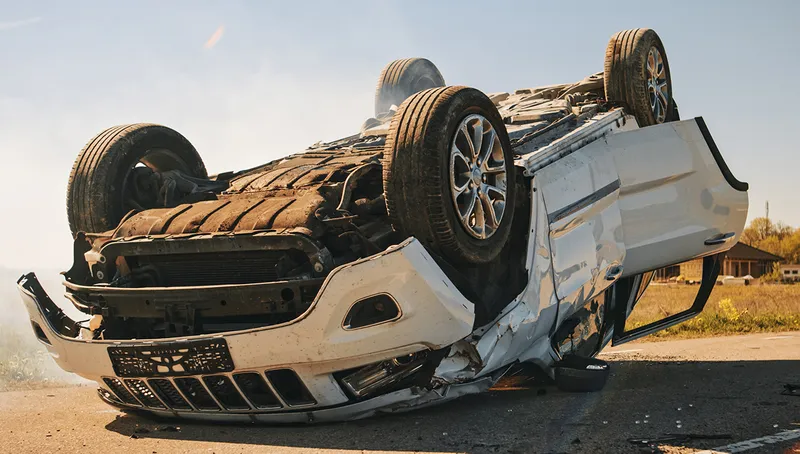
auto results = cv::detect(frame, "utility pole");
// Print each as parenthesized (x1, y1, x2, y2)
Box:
(765, 200, 769, 222)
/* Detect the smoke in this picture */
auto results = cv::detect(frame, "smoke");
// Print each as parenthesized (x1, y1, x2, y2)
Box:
(0, 268, 88, 391)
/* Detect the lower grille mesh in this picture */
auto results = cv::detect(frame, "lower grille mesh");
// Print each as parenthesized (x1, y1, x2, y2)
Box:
(149, 379, 191, 410)
(234, 373, 281, 409)
(104, 369, 316, 413)
(103, 378, 139, 406)
(124, 379, 165, 408)
(174, 377, 219, 410)
(267, 369, 317, 406)
(203, 375, 249, 410)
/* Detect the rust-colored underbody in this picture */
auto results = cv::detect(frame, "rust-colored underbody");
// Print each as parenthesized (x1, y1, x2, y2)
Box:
(114, 146, 383, 239)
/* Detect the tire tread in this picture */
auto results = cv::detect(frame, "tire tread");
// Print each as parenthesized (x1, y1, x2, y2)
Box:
(383, 86, 516, 264)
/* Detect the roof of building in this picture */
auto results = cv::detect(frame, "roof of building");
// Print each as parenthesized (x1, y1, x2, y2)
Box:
(728, 242, 784, 261)
(781, 263, 800, 269)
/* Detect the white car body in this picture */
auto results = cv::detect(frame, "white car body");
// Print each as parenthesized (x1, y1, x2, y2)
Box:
(17, 97, 748, 422)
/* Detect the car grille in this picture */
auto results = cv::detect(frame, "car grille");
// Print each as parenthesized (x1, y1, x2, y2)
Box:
(135, 250, 286, 286)
(101, 369, 316, 412)
(149, 378, 192, 410)
(124, 379, 166, 408)
(108, 338, 235, 378)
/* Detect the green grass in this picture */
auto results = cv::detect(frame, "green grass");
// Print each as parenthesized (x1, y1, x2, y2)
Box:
(628, 284, 800, 340)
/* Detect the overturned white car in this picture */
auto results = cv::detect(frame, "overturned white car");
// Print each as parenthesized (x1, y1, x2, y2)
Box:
(17, 28, 748, 422)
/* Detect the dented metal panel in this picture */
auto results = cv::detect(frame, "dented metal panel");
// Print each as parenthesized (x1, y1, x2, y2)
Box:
(534, 138, 626, 332)
(19, 239, 474, 383)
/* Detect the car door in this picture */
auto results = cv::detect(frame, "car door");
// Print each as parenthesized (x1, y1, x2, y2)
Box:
(604, 117, 749, 343)
(534, 139, 626, 328)
(608, 117, 749, 276)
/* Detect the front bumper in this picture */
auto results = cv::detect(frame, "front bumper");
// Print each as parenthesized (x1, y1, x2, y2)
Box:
(17, 239, 478, 422)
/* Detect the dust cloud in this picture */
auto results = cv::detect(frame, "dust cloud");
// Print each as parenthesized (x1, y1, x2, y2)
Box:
(0, 268, 88, 392)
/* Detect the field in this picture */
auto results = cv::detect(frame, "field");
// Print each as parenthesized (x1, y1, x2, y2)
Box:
(627, 283, 800, 339)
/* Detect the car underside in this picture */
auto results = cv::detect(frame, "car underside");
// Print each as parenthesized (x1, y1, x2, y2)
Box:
(63, 116, 533, 339)
(16, 28, 749, 422)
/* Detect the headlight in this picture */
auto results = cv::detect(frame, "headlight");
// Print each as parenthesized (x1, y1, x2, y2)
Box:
(338, 351, 428, 398)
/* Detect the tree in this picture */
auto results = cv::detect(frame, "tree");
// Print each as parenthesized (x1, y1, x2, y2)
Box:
(781, 230, 800, 264)
(741, 217, 773, 244)
(741, 217, 793, 244)
(740, 217, 800, 264)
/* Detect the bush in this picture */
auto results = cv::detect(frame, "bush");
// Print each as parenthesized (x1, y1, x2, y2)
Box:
(760, 262, 783, 284)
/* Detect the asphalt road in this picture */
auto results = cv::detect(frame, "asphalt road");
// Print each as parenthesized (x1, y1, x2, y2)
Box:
(1, 333, 798, 454)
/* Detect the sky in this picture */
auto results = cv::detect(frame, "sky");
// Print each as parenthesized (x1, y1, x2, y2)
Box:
(0, 0, 798, 270)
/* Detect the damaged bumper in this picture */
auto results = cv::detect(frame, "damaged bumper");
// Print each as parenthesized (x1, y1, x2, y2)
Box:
(17, 239, 483, 422)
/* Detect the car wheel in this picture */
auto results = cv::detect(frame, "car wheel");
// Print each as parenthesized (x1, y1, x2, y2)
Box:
(374, 58, 445, 117)
(382, 86, 517, 264)
(67, 124, 207, 235)
(604, 28, 673, 127)
(667, 98, 680, 122)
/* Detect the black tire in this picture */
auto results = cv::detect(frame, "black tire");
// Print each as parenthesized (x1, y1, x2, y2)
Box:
(67, 124, 207, 235)
(383, 86, 517, 264)
(554, 356, 610, 393)
(667, 98, 680, 122)
(604, 28, 673, 127)
(374, 58, 445, 117)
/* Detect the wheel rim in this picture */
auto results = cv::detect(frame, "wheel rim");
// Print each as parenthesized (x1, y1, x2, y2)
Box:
(449, 114, 507, 239)
(646, 47, 669, 123)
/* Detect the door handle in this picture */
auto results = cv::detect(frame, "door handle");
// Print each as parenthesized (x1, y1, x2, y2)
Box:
(704, 232, 735, 246)
(605, 265, 624, 281)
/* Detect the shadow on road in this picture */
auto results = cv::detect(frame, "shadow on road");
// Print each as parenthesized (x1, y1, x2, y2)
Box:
(103, 359, 800, 453)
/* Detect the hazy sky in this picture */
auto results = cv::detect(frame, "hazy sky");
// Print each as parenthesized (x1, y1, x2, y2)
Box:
(1, 1, 797, 269)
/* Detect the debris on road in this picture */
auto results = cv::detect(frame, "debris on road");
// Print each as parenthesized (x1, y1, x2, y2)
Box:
(129, 425, 180, 439)
(782, 383, 800, 397)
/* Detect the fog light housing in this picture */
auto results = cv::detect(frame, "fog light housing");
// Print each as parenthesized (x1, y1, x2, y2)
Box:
(343, 294, 401, 330)
(339, 351, 428, 398)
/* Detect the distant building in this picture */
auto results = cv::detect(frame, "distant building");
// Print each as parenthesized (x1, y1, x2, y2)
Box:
(654, 242, 784, 281)
(654, 264, 681, 281)
(782, 264, 800, 281)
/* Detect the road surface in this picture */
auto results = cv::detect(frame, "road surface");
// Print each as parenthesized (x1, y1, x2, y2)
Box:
(1, 332, 798, 454)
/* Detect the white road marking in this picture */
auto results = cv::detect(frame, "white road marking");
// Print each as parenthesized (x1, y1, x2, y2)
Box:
(599, 349, 643, 355)
(763, 335, 794, 340)
(695, 429, 800, 453)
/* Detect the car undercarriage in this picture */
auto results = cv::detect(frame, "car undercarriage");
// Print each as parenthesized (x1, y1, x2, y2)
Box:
(60, 65, 627, 340)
